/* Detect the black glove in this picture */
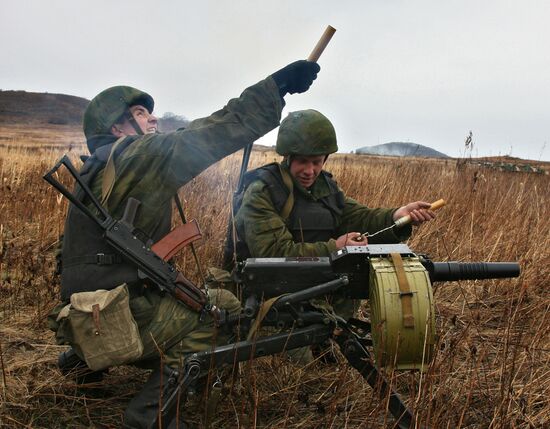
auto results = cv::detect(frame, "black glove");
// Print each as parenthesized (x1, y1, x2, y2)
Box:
(271, 60, 321, 97)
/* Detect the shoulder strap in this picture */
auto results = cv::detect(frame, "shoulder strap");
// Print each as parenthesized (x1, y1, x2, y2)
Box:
(242, 163, 295, 221)
(277, 164, 294, 220)
(101, 136, 130, 206)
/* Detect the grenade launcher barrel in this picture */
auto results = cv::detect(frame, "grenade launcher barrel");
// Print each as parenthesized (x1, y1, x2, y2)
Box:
(421, 260, 521, 282)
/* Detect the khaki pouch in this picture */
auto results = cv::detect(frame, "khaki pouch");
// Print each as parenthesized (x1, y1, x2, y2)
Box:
(66, 284, 143, 371)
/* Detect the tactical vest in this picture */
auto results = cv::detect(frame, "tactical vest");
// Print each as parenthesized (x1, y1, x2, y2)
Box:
(223, 163, 345, 269)
(60, 139, 172, 301)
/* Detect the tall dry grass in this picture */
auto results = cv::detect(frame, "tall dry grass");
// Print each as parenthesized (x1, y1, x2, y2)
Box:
(0, 127, 548, 428)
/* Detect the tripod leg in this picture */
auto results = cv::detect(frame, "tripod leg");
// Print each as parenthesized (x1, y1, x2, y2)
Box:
(335, 334, 418, 429)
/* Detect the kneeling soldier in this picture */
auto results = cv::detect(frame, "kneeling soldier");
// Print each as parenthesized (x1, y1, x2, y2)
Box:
(49, 61, 321, 428)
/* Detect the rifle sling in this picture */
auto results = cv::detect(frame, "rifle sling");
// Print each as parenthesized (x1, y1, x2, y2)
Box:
(101, 136, 128, 206)
(246, 296, 282, 341)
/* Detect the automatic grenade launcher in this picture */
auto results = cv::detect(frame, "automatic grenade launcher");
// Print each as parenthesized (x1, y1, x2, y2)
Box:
(237, 243, 520, 370)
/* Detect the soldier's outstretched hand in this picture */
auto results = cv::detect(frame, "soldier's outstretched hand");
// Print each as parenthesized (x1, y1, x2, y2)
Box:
(271, 60, 321, 97)
(393, 201, 436, 226)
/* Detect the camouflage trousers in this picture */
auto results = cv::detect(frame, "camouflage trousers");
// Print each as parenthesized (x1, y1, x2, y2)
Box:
(50, 286, 241, 368)
(131, 287, 241, 367)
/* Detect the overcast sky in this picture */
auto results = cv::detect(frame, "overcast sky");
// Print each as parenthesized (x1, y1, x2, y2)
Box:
(2, 0, 549, 160)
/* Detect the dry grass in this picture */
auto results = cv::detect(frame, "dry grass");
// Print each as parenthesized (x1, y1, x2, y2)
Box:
(0, 125, 549, 428)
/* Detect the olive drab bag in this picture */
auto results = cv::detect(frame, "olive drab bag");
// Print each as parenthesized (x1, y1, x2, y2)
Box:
(57, 284, 143, 371)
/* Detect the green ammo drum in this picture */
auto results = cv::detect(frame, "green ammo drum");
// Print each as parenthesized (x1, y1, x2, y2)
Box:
(369, 254, 436, 371)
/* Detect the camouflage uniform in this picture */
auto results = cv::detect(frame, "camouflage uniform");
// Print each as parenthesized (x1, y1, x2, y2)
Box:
(234, 109, 411, 260)
(235, 161, 411, 259)
(50, 60, 321, 428)
(52, 77, 283, 367)
(233, 110, 412, 363)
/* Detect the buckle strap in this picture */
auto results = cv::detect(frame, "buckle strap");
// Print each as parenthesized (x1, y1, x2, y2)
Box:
(390, 252, 415, 329)
(63, 253, 123, 268)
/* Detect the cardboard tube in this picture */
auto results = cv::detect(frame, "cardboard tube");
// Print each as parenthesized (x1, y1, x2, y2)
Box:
(307, 25, 336, 62)
(429, 199, 446, 211)
(394, 199, 446, 227)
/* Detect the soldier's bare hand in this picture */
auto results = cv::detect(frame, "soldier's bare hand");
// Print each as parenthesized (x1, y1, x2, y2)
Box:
(393, 201, 436, 226)
(335, 232, 368, 249)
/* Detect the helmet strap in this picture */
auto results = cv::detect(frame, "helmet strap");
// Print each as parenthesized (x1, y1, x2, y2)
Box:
(125, 109, 144, 135)
(120, 107, 143, 136)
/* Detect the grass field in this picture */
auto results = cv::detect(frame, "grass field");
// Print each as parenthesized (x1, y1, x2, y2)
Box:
(0, 125, 549, 428)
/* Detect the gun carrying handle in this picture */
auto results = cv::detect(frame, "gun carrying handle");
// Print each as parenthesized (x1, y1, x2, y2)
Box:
(394, 199, 446, 228)
(307, 25, 336, 62)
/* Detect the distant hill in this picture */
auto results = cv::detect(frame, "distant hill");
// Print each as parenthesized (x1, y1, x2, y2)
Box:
(0, 90, 89, 125)
(0, 90, 188, 132)
(356, 142, 449, 158)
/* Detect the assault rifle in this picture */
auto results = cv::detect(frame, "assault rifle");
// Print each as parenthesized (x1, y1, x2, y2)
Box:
(43, 155, 214, 317)
(157, 245, 520, 429)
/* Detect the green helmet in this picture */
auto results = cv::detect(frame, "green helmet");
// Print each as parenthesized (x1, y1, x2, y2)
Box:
(83, 85, 154, 139)
(276, 109, 338, 156)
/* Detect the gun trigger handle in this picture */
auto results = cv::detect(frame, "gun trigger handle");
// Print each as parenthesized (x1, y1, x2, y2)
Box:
(121, 197, 141, 229)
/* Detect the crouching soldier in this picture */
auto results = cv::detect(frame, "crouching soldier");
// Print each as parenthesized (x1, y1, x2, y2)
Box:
(48, 61, 321, 428)
(227, 109, 435, 362)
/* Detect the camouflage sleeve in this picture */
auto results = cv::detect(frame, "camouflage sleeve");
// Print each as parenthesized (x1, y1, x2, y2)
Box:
(339, 197, 412, 244)
(126, 77, 282, 189)
(237, 181, 338, 257)
(105, 78, 283, 229)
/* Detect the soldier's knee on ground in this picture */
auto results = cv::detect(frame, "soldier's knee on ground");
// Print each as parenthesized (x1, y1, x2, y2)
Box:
(162, 289, 241, 366)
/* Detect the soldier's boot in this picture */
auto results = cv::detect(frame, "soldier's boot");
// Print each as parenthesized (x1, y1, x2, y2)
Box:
(58, 348, 106, 385)
(123, 365, 188, 429)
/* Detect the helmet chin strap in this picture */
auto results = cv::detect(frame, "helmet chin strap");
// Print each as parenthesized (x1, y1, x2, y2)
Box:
(125, 109, 144, 135)
(120, 107, 144, 136)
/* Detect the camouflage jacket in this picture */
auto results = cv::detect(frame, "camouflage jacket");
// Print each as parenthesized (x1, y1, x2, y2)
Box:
(91, 77, 283, 235)
(234, 162, 412, 258)
(60, 77, 283, 299)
